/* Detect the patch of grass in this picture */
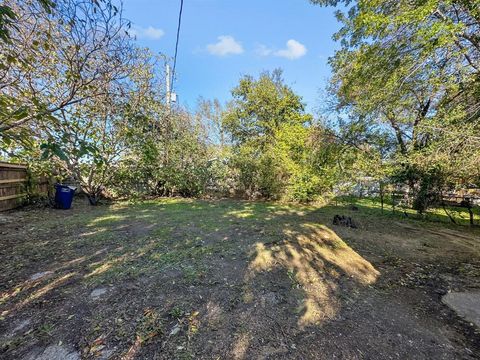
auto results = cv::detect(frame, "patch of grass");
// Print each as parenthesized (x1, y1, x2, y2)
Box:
(37, 322, 54, 339)
(89, 214, 128, 226)
(169, 306, 185, 319)
(344, 196, 480, 227)
(287, 269, 301, 289)
(457, 263, 480, 277)
(177, 350, 195, 360)
(1, 334, 30, 353)
(241, 285, 254, 304)
(181, 265, 206, 284)
(2, 197, 480, 359)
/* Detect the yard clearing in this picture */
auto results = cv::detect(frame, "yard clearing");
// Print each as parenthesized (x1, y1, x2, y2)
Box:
(1, 199, 480, 359)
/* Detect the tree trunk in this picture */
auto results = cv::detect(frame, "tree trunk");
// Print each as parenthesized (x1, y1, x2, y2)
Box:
(468, 207, 474, 226)
(379, 181, 384, 214)
(88, 195, 99, 206)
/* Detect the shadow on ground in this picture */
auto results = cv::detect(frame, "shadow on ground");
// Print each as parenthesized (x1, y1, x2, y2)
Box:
(0, 199, 479, 359)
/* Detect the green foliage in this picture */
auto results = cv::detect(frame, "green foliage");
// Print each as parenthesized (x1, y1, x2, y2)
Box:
(0, 1, 53, 42)
(0, 5, 17, 42)
(112, 102, 216, 199)
(0, 0, 133, 143)
(223, 70, 322, 201)
(287, 170, 322, 203)
(4, 0, 478, 210)
(223, 70, 310, 145)
(313, 0, 480, 212)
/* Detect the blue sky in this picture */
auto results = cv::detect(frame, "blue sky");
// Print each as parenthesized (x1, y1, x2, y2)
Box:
(122, 0, 342, 112)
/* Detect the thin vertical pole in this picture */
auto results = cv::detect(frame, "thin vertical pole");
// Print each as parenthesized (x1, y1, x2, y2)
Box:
(166, 64, 171, 109)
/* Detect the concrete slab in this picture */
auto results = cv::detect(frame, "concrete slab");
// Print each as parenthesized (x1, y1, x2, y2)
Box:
(442, 291, 480, 328)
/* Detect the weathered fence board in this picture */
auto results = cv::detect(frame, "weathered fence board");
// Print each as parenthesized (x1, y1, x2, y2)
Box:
(0, 162, 28, 211)
(0, 162, 49, 211)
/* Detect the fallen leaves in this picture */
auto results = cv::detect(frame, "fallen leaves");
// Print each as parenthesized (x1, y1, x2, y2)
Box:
(120, 308, 163, 360)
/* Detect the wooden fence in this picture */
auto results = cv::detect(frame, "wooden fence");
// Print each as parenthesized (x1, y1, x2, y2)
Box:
(0, 162, 28, 211)
(0, 162, 49, 211)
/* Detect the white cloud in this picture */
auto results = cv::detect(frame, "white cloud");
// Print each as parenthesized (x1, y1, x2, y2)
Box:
(274, 39, 307, 60)
(254, 40, 307, 60)
(130, 26, 165, 40)
(207, 36, 244, 56)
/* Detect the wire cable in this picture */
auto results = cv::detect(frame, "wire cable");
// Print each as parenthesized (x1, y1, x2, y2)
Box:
(171, 0, 184, 93)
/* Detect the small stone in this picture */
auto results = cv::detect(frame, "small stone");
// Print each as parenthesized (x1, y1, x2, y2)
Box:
(169, 324, 181, 336)
(98, 348, 115, 360)
(30, 271, 54, 281)
(27, 345, 80, 360)
(90, 288, 107, 300)
(5, 319, 31, 338)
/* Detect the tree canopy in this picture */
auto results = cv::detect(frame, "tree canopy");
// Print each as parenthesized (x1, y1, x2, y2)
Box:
(311, 0, 480, 210)
(0, 0, 478, 217)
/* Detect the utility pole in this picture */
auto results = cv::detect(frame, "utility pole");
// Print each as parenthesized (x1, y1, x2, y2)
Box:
(166, 63, 171, 109)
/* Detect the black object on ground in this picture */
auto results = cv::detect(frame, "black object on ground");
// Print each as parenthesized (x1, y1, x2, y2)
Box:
(333, 214, 357, 228)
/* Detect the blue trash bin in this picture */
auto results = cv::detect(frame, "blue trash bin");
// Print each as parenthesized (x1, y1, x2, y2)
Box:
(54, 184, 77, 209)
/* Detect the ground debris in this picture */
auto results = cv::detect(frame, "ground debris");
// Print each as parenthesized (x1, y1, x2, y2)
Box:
(332, 214, 357, 228)
(26, 344, 80, 360)
(1, 199, 480, 359)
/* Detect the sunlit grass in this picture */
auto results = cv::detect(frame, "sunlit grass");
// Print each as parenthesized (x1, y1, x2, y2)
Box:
(89, 214, 127, 225)
(2, 196, 477, 358)
(227, 208, 255, 218)
(339, 196, 480, 227)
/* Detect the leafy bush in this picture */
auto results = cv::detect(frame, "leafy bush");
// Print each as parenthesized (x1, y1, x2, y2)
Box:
(287, 171, 322, 203)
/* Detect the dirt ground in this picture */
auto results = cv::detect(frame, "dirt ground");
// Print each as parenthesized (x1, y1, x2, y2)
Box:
(0, 198, 480, 359)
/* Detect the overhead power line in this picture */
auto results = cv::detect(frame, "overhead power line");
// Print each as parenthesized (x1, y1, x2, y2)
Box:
(171, 0, 184, 93)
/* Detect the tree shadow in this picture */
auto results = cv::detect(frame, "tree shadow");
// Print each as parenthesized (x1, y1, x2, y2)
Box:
(5, 198, 467, 359)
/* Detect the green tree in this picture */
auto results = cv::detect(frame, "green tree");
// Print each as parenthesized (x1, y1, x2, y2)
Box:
(223, 70, 314, 200)
(312, 0, 480, 211)
(0, 0, 133, 139)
